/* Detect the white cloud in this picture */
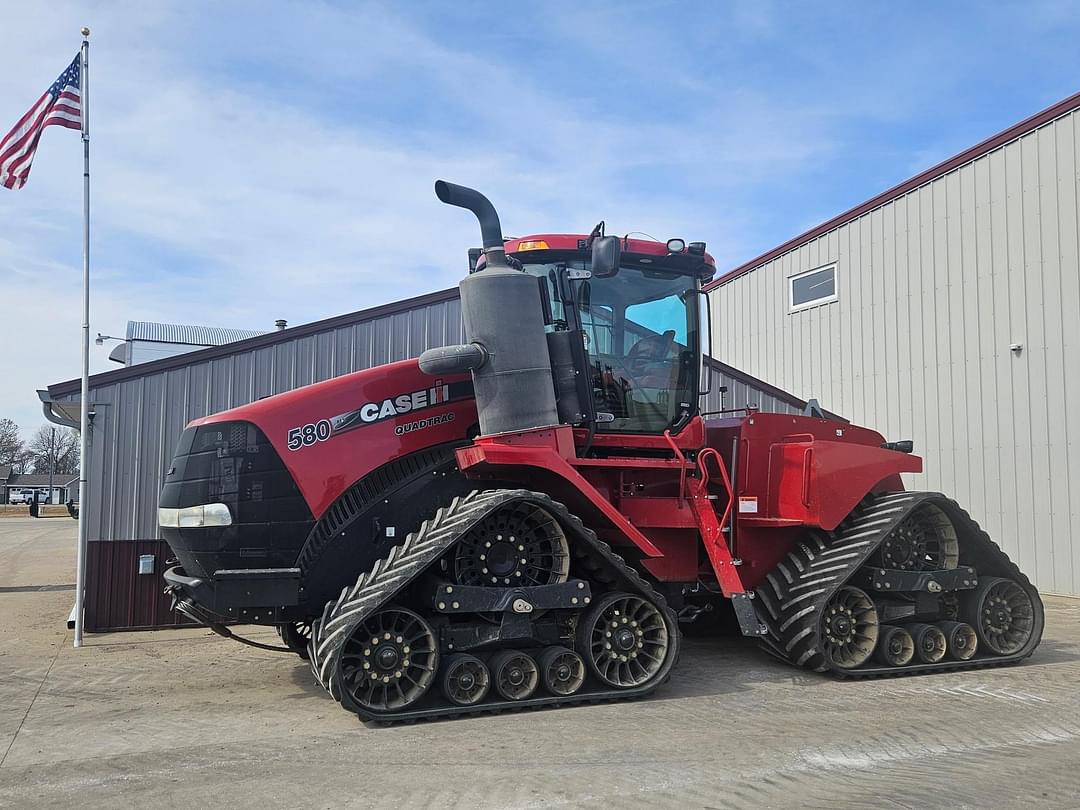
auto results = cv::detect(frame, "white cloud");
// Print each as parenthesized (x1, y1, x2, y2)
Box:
(1, 0, 1078, 436)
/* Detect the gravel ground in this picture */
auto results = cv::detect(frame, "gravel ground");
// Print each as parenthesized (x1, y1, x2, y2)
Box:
(1, 517, 1078, 809)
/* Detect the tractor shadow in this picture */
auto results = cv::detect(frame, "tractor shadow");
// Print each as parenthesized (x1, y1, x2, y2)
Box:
(278, 631, 814, 719)
(286, 659, 335, 698)
(659, 634, 822, 701)
(1025, 638, 1080, 666)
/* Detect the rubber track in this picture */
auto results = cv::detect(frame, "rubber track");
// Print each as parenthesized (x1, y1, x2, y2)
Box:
(754, 491, 1044, 678)
(307, 488, 680, 722)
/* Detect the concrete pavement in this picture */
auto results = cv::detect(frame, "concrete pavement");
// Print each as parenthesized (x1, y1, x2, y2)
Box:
(1, 517, 1078, 809)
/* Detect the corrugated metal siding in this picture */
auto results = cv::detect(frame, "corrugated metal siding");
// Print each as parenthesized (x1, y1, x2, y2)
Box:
(712, 108, 1080, 597)
(126, 321, 266, 345)
(701, 361, 805, 417)
(85, 539, 192, 631)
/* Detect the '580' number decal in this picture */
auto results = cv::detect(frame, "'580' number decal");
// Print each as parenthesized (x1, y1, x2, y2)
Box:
(287, 419, 332, 451)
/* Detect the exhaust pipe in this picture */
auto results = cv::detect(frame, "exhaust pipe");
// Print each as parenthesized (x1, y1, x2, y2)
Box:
(420, 181, 558, 436)
(433, 181, 507, 266)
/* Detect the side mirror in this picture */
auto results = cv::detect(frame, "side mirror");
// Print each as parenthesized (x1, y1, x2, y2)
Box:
(683, 289, 712, 396)
(591, 235, 621, 278)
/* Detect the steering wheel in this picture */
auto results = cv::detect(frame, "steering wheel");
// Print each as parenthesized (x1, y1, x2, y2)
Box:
(626, 330, 676, 368)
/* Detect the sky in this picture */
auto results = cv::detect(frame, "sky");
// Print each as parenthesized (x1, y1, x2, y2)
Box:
(2, 0, 1079, 436)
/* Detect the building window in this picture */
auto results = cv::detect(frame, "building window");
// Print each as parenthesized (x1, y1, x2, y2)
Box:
(789, 263, 838, 312)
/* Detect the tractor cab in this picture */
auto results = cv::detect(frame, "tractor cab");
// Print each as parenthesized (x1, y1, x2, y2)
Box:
(503, 234, 715, 435)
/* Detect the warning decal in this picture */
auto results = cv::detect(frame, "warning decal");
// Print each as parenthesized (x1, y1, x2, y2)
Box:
(738, 496, 759, 514)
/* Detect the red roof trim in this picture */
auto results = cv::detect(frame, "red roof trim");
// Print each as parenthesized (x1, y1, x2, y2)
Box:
(706, 89, 1080, 290)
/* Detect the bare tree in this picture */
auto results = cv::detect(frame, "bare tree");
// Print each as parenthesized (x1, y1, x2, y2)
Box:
(28, 426, 80, 476)
(0, 418, 30, 473)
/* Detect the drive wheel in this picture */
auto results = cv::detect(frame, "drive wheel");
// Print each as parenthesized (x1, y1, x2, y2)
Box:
(440, 654, 490, 706)
(877, 503, 959, 571)
(580, 591, 670, 689)
(539, 646, 586, 696)
(338, 606, 438, 713)
(965, 576, 1036, 655)
(875, 625, 914, 667)
(453, 501, 570, 587)
(278, 619, 312, 659)
(820, 586, 879, 669)
(491, 650, 539, 701)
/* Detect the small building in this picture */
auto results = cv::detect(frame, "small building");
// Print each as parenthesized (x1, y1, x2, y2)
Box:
(103, 321, 269, 366)
(1, 472, 78, 505)
(709, 89, 1080, 597)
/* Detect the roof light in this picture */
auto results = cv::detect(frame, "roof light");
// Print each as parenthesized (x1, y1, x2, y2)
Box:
(666, 238, 686, 253)
(515, 240, 550, 252)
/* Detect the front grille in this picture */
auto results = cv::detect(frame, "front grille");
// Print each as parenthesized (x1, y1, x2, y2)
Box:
(160, 420, 314, 577)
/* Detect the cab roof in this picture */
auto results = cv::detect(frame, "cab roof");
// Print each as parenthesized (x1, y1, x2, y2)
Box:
(500, 233, 716, 280)
(507, 234, 715, 264)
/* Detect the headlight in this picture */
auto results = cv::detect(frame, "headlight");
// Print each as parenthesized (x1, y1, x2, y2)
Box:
(158, 503, 232, 528)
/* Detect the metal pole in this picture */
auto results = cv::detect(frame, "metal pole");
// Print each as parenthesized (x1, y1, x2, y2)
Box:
(48, 427, 55, 504)
(74, 27, 90, 648)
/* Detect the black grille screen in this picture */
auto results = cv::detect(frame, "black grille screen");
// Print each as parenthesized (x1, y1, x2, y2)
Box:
(160, 420, 314, 577)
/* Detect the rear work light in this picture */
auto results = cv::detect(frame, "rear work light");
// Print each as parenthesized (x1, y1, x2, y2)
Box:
(515, 240, 550, 252)
(158, 503, 233, 529)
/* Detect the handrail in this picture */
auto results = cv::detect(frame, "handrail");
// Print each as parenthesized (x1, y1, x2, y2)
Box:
(697, 447, 734, 537)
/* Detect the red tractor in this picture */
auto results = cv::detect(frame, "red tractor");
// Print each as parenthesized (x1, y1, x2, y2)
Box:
(161, 182, 1043, 721)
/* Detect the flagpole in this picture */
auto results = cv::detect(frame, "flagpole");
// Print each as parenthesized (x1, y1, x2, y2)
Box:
(74, 26, 91, 648)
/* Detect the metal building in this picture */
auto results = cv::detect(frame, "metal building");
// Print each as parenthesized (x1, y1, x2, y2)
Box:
(42, 287, 822, 630)
(709, 91, 1080, 597)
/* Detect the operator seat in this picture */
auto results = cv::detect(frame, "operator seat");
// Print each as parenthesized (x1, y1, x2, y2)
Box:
(627, 330, 677, 389)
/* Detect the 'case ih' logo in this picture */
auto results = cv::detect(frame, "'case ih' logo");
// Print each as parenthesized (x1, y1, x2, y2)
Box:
(285, 379, 472, 451)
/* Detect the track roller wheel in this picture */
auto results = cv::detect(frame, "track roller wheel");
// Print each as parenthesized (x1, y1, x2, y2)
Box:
(491, 650, 540, 701)
(964, 576, 1037, 656)
(820, 586, 879, 669)
(453, 501, 570, 587)
(874, 625, 914, 667)
(338, 606, 438, 713)
(909, 622, 947, 663)
(939, 620, 978, 660)
(278, 619, 312, 659)
(579, 591, 670, 688)
(440, 654, 491, 706)
(539, 646, 586, 696)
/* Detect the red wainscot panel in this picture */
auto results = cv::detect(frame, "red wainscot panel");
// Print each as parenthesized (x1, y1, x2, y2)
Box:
(84, 539, 194, 632)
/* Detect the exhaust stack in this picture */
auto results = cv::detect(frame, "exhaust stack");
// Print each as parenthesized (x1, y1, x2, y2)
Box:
(434, 181, 508, 267)
(419, 181, 558, 436)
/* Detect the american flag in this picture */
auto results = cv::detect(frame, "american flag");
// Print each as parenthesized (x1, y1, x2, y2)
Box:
(0, 54, 82, 191)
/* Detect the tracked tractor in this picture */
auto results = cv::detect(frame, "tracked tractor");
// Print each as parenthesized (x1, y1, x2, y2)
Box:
(161, 182, 1043, 722)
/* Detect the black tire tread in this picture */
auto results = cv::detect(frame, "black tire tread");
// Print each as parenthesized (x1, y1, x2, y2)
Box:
(307, 488, 680, 721)
(754, 491, 1044, 679)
